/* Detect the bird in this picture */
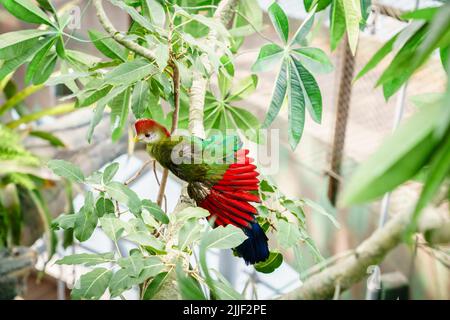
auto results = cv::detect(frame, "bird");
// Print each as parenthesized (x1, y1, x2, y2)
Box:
(134, 118, 269, 265)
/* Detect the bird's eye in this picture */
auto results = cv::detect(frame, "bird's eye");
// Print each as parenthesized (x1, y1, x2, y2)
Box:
(145, 133, 150, 138)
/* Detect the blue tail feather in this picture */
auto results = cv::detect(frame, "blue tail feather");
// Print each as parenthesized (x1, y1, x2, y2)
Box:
(235, 222, 269, 265)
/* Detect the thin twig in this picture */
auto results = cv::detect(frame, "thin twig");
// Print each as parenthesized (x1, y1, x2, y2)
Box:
(125, 160, 152, 185)
(155, 13, 181, 207)
(152, 160, 161, 185)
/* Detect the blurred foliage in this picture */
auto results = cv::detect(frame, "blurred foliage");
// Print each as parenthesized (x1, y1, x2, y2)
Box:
(342, 3, 450, 241)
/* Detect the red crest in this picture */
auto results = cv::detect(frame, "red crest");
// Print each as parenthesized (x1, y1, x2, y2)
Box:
(134, 119, 170, 137)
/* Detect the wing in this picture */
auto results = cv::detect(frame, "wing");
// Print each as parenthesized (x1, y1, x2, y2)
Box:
(187, 135, 261, 229)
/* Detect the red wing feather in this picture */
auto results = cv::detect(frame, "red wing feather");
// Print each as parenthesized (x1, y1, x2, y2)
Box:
(198, 149, 261, 229)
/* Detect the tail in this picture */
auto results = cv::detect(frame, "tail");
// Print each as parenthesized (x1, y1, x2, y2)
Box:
(235, 222, 269, 265)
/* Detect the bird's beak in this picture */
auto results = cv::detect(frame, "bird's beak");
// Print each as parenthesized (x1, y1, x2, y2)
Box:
(133, 135, 139, 143)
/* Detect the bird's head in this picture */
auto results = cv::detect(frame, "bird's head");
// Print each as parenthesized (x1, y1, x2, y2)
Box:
(134, 119, 170, 144)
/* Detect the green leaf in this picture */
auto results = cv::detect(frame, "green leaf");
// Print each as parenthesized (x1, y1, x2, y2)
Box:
(104, 181, 141, 214)
(287, 58, 306, 150)
(118, 251, 145, 278)
(441, 46, 449, 74)
(36, 0, 56, 14)
(375, 24, 427, 99)
(304, 235, 324, 262)
(176, 263, 205, 300)
(99, 215, 127, 242)
(0, 38, 47, 81)
(411, 3, 450, 75)
(303, 199, 340, 228)
(55, 35, 66, 58)
(141, 211, 159, 228)
(2, 0, 55, 26)
(260, 179, 276, 192)
(281, 198, 305, 222)
(277, 219, 301, 249)
(47, 159, 85, 183)
(142, 199, 169, 224)
(52, 213, 76, 229)
(218, 55, 234, 99)
(262, 60, 287, 128)
(109, 269, 134, 297)
(254, 251, 283, 273)
(66, 49, 101, 68)
(109, 87, 131, 141)
(330, 0, 346, 51)
(29, 130, 65, 147)
(153, 43, 170, 72)
(71, 268, 112, 300)
(210, 277, 243, 300)
(32, 52, 57, 85)
(138, 256, 166, 281)
(95, 197, 115, 217)
(127, 231, 164, 251)
(227, 75, 258, 102)
(292, 47, 333, 74)
(401, 7, 438, 21)
(0, 29, 52, 59)
(268, 2, 289, 43)
(86, 101, 106, 143)
(142, 271, 169, 300)
(56, 252, 115, 266)
(104, 60, 158, 86)
(27, 39, 56, 76)
(294, 58, 322, 123)
(142, 0, 165, 28)
(230, 0, 262, 49)
(354, 33, 398, 81)
(341, 102, 442, 205)
(131, 80, 150, 119)
(102, 162, 119, 184)
(110, 0, 156, 32)
(88, 30, 127, 61)
(227, 106, 261, 142)
(291, 6, 316, 45)
(251, 44, 284, 73)
(175, 206, 210, 223)
(76, 85, 113, 108)
(74, 193, 98, 242)
(178, 219, 203, 250)
(406, 129, 450, 238)
(202, 225, 247, 250)
(342, 0, 362, 54)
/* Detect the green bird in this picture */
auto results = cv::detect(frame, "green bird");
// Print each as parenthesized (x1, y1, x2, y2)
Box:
(134, 118, 269, 264)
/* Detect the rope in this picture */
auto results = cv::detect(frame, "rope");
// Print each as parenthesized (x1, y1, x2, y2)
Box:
(327, 38, 356, 205)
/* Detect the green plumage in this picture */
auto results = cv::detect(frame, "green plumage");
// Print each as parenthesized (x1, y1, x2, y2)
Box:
(147, 134, 242, 185)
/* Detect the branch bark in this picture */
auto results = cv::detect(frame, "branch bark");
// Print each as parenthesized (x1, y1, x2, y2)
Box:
(149, 0, 240, 300)
(93, 0, 156, 61)
(282, 208, 449, 300)
(188, 0, 239, 138)
(156, 15, 181, 207)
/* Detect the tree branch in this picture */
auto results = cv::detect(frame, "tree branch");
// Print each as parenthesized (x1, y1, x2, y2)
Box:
(156, 16, 181, 207)
(147, 0, 239, 300)
(93, 0, 156, 61)
(188, 0, 239, 138)
(282, 208, 449, 300)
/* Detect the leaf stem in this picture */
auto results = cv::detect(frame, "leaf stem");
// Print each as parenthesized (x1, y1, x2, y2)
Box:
(0, 84, 44, 116)
(6, 103, 76, 129)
